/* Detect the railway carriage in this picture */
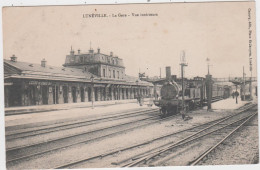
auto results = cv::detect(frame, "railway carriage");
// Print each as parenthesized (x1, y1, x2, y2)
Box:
(154, 78, 228, 117)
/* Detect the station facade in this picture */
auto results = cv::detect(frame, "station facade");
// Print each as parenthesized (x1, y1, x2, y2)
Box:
(4, 48, 153, 107)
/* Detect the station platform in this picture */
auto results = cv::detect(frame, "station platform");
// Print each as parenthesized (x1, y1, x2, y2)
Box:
(5, 99, 156, 129)
(206, 97, 252, 110)
(4, 98, 151, 116)
(208, 96, 257, 111)
(5, 97, 256, 129)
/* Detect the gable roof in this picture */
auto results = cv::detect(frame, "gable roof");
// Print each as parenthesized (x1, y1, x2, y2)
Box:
(4, 59, 94, 77)
(4, 59, 153, 86)
(4, 59, 96, 82)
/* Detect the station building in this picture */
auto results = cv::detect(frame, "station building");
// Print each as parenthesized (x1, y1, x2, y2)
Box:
(4, 48, 153, 107)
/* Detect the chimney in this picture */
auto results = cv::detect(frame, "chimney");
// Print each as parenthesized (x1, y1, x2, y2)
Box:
(78, 49, 81, 54)
(97, 48, 100, 53)
(41, 58, 47, 67)
(110, 52, 113, 57)
(166, 66, 171, 80)
(10, 54, 17, 62)
(70, 46, 75, 55)
(89, 48, 94, 54)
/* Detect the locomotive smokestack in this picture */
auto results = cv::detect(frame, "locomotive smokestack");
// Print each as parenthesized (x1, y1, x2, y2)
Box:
(166, 66, 171, 80)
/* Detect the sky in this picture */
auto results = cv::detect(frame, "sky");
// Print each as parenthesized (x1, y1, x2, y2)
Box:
(2, 1, 257, 79)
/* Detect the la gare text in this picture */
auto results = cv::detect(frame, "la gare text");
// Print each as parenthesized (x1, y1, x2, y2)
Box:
(83, 13, 158, 18)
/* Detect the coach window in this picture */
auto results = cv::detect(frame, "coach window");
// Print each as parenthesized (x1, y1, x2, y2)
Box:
(80, 56, 83, 63)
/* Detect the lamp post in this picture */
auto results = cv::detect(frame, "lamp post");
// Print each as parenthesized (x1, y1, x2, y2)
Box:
(236, 84, 238, 104)
(136, 80, 139, 94)
(243, 66, 246, 101)
(180, 51, 188, 119)
(90, 75, 94, 109)
(136, 80, 140, 104)
(232, 78, 241, 104)
(206, 58, 212, 111)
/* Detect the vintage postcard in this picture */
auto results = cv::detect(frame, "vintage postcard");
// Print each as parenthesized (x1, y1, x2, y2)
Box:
(1, 1, 258, 169)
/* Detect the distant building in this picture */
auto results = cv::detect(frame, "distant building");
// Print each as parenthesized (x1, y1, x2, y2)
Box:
(4, 48, 153, 107)
(64, 47, 125, 79)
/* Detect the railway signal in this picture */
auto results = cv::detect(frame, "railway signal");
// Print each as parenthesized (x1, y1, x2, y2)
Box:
(180, 51, 188, 119)
(91, 75, 95, 109)
(206, 58, 212, 111)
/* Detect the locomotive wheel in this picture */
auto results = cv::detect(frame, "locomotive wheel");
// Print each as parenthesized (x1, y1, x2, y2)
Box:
(161, 107, 167, 118)
(166, 106, 177, 115)
(185, 105, 190, 112)
(172, 106, 178, 114)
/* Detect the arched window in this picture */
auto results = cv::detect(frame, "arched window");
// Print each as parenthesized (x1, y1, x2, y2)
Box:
(113, 70, 115, 78)
(103, 69, 106, 77)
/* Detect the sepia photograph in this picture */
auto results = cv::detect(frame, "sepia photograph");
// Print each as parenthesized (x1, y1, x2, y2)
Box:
(1, 0, 259, 169)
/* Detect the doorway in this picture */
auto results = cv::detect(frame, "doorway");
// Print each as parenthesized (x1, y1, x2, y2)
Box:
(63, 86, 68, 103)
(95, 88, 98, 101)
(72, 87, 77, 103)
(42, 86, 48, 105)
(88, 87, 91, 102)
(80, 87, 85, 102)
(52, 86, 59, 104)
(7, 85, 22, 106)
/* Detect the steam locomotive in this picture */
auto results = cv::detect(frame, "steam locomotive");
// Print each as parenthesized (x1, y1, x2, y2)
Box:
(153, 78, 229, 116)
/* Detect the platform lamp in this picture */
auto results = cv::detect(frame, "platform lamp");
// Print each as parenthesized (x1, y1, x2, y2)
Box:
(232, 78, 241, 104)
(90, 75, 94, 109)
(136, 80, 139, 96)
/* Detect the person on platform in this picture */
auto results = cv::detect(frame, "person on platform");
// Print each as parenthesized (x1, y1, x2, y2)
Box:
(234, 91, 239, 98)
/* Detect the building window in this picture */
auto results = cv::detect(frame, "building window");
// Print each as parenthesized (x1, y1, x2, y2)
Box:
(122, 71, 123, 79)
(109, 69, 111, 78)
(113, 70, 115, 78)
(108, 58, 110, 63)
(112, 60, 114, 65)
(103, 68, 106, 77)
(117, 71, 119, 79)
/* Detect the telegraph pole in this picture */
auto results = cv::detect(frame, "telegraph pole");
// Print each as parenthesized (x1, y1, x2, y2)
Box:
(236, 84, 238, 104)
(180, 51, 188, 119)
(206, 58, 212, 111)
(250, 70, 253, 100)
(249, 55, 253, 100)
(243, 66, 246, 101)
(160, 67, 161, 79)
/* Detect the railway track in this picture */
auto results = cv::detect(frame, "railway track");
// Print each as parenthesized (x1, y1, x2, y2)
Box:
(189, 112, 257, 166)
(6, 108, 158, 140)
(51, 103, 256, 169)
(6, 109, 159, 163)
(119, 105, 257, 167)
(7, 108, 186, 165)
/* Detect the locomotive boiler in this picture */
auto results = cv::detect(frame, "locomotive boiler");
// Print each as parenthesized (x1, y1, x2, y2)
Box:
(154, 80, 202, 117)
(153, 77, 229, 117)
